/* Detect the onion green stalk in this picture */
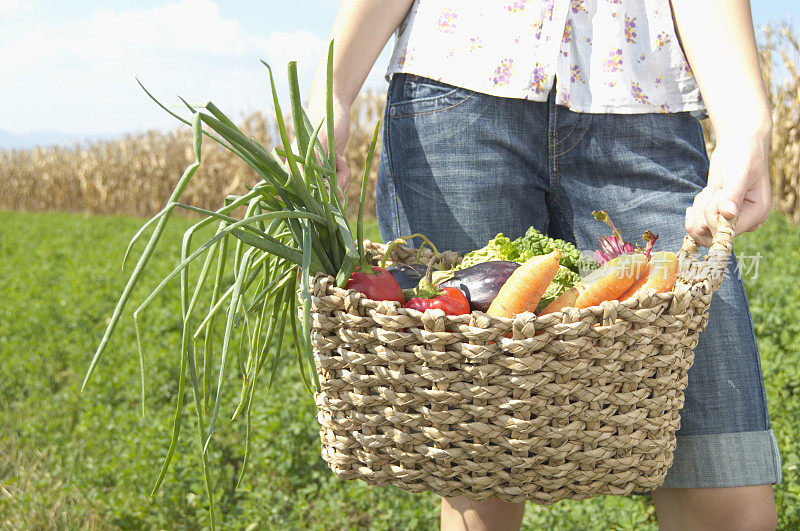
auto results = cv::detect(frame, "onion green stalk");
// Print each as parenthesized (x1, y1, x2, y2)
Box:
(82, 41, 378, 529)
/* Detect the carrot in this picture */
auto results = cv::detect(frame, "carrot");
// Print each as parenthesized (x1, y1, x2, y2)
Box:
(539, 253, 647, 314)
(618, 264, 650, 301)
(538, 286, 578, 315)
(486, 249, 562, 318)
(620, 251, 678, 301)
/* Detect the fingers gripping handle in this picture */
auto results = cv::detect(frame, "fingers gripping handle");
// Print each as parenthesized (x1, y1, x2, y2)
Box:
(679, 214, 737, 289)
(680, 213, 736, 257)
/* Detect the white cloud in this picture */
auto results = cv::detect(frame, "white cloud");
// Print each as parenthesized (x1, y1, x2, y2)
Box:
(0, 0, 326, 137)
(0, 0, 34, 15)
(256, 30, 326, 77)
(87, 0, 249, 57)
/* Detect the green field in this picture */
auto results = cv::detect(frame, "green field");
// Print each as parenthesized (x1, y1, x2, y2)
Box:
(1, 210, 798, 529)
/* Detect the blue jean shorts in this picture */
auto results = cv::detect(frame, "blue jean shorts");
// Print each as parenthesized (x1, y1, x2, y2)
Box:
(376, 73, 782, 489)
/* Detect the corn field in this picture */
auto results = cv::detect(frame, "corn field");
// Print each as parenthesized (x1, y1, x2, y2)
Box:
(762, 23, 800, 222)
(1, 24, 798, 222)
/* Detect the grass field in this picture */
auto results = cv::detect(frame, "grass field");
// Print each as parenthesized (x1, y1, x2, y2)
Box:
(1, 210, 798, 529)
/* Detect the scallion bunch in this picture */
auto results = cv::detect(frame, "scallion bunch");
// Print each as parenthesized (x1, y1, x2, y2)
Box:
(82, 42, 378, 528)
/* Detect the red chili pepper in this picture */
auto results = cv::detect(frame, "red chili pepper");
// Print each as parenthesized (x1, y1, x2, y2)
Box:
(403, 258, 470, 316)
(345, 266, 405, 304)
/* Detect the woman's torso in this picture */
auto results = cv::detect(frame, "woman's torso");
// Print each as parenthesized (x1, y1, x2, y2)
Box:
(386, 0, 705, 115)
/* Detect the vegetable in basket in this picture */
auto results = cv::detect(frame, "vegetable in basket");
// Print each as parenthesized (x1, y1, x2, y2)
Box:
(345, 265, 405, 304)
(435, 261, 520, 312)
(381, 233, 444, 291)
(458, 233, 518, 267)
(539, 253, 648, 315)
(538, 211, 663, 314)
(459, 227, 588, 272)
(592, 210, 659, 264)
(404, 258, 470, 316)
(539, 265, 585, 312)
(486, 250, 562, 318)
(515, 226, 587, 273)
(619, 251, 679, 301)
(458, 228, 589, 309)
(386, 263, 428, 289)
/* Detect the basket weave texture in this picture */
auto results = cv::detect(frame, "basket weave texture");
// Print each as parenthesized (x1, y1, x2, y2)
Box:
(310, 218, 734, 504)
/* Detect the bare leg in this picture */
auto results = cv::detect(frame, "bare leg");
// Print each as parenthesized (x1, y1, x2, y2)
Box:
(440, 496, 525, 531)
(652, 485, 777, 531)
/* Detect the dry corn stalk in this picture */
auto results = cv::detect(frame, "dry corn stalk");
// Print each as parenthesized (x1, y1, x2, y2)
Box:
(1, 29, 799, 223)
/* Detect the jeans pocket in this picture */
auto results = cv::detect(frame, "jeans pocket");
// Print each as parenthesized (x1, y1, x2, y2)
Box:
(388, 74, 473, 118)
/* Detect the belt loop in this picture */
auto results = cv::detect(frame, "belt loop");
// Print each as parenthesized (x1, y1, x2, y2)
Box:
(548, 76, 558, 114)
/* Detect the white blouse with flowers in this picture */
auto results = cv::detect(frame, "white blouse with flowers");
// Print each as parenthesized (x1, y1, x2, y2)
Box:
(386, 0, 705, 114)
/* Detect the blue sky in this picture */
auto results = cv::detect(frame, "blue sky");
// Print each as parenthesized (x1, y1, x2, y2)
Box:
(0, 0, 798, 148)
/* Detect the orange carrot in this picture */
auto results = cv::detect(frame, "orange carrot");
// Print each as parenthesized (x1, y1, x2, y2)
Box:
(487, 249, 562, 318)
(538, 286, 578, 315)
(540, 253, 647, 314)
(619, 265, 650, 301)
(620, 251, 678, 300)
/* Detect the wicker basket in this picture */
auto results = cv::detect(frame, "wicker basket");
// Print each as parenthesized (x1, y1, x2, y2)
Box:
(309, 217, 735, 504)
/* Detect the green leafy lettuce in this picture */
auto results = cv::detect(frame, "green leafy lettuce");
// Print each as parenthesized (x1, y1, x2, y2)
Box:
(458, 234, 520, 268)
(514, 227, 587, 273)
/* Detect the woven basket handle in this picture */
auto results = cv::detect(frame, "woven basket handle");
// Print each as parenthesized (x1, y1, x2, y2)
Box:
(678, 213, 737, 288)
(679, 213, 736, 258)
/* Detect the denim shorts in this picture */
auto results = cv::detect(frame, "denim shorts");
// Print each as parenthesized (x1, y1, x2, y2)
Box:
(376, 73, 782, 489)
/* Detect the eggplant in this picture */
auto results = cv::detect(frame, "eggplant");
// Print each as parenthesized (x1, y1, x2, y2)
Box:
(386, 263, 429, 290)
(437, 261, 520, 312)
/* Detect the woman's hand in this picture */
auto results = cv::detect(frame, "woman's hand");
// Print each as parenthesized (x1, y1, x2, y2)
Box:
(305, 0, 415, 194)
(671, 0, 773, 246)
(307, 95, 353, 193)
(686, 124, 772, 247)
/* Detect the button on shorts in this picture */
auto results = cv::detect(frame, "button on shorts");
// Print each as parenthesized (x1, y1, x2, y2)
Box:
(375, 73, 782, 489)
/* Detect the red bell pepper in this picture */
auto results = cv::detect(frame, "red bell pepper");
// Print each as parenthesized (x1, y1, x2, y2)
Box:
(345, 265, 405, 304)
(404, 258, 470, 316)
(405, 286, 470, 315)
(346, 198, 406, 304)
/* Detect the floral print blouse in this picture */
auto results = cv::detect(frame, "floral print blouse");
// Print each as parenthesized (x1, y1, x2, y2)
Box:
(386, 0, 705, 114)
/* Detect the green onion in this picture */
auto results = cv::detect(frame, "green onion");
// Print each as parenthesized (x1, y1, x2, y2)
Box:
(82, 41, 379, 529)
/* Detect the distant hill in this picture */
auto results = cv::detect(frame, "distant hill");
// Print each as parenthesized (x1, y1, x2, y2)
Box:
(0, 129, 87, 150)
